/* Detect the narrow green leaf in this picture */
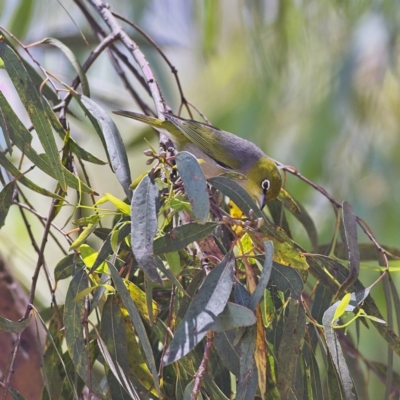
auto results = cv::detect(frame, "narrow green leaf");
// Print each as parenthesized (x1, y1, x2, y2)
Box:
(336, 201, 360, 298)
(39, 308, 79, 399)
(42, 97, 106, 165)
(156, 257, 188, 296)
(175, 151, 209, 224)
(100, 296, 139, 399)
(108, 262, 161, 396)
(309, 344, 325, 400)
(164, 251, 181, 275)
(64, 269, 106, 398)
(0, 146, 61, 199)
(79, 95, 131, 199)
(277, 299, 306, 398)
(210, 303, 256, 332)
(0, 315, 31, 333)
(0, 91, 93, 193)
(236, 326, 258, 400)
(249, 241, 273, 310)
(0, 181, 14, 228)
(154, 222, 218, 254)
(54, 254, 82, 282)
(39, 38, 90, 97)
(214, 330, 240, 376)
(288, 197, 319, 252)
(163, 254, 235, 365)
(0, 103, 12, 153)
(0, 42, 66, 190)
(69, 222, 98, 250)
(131, 175, 162, 284)
(270, 261, 303, 300)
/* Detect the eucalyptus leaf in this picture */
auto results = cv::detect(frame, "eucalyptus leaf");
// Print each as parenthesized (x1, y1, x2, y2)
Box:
(322, 302, 356, 400)
(210, 302, 256, 332)
(154, 222, 217, 254)
(108, 261, 161, 396)
(64, 268, 106, 399)
(175, 151, 209, 224)
(0, 181, 14, 228)
(131, 174, 162, 284)
(79, 95, 132, 199)
(163, 254, 235, 365)
(0, 315, 31, 333)
(0, 42, 66, 190)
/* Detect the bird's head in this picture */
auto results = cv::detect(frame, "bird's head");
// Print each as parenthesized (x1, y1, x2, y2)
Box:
(244, 157, 282, 209)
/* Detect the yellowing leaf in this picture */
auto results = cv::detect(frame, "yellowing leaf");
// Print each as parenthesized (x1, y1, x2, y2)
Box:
(122, 309, 159, 396)
(333, 293, 351, 323)
(255, 306, 267, 398)
(119, 280, 159, 323)
(80, 244, 108, 273)
(104, 192, 130, 215)
(271, 238, 309, 270)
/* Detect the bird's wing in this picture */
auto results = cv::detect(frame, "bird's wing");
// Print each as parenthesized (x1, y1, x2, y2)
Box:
(164, 114, 239, 170)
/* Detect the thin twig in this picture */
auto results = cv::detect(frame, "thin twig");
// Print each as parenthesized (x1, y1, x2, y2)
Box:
(86, 0, 166, 117)
(191, 331, 215, 400)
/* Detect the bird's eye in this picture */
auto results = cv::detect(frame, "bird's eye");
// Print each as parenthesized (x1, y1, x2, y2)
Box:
(261, 179, 270, 192)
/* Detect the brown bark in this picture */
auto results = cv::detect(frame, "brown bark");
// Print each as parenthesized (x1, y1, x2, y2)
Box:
(0, 256, 44, 400)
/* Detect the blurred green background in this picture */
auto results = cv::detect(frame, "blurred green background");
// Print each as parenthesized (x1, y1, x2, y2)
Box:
(0, 0, 399, 397)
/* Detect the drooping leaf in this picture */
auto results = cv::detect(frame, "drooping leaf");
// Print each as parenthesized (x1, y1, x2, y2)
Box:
(210, 303, 256, 332)
(131, 174, 162, 284)
(249, 241, 273, 310)
(154, 222, 218, 254)
(39, 38, 90, 97)
(64, 268, 106, 399)
(42, 97, 106, 165)
(175, 151, 209, 224)
(40, 308, 79, 399)
(0, 315, 31, 333)
(0, 91, 94, 193)
(122, 310, 158, 397)
(270, 262, 304, 300)
(108, 261, 161, 396)
(69, 222, 98, 250)
(54, 254, 83, 282)
(104, 192, 130, 215)
(0, 181, 14, 228)
(79, 95, 132, 199)
(277, 299, 306, 398)
(335, 201, 360, 298)
(322, 302, 356, 400)
(236, 326, 258, 400)
(0, 41, 66, 190)
(163, 254, 235, 365)
(100, 296, 140, 399)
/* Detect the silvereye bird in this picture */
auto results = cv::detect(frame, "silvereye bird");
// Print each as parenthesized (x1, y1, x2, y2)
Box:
(113, 110, 282, 208)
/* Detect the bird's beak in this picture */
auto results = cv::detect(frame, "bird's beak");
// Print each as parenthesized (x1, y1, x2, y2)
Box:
(259, 193, 266, 210)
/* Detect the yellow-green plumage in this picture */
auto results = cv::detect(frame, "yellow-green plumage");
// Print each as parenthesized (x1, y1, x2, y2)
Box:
(113, 110, 282, 208)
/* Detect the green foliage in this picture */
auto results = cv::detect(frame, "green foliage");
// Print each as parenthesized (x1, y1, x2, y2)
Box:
(0, 2, 400, 400)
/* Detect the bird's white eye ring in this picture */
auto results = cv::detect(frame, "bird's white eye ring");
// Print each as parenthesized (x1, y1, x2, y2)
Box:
(261, 179, 270, 192)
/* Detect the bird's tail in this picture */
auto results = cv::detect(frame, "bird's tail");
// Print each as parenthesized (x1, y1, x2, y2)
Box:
(112, 110, 163, 128)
